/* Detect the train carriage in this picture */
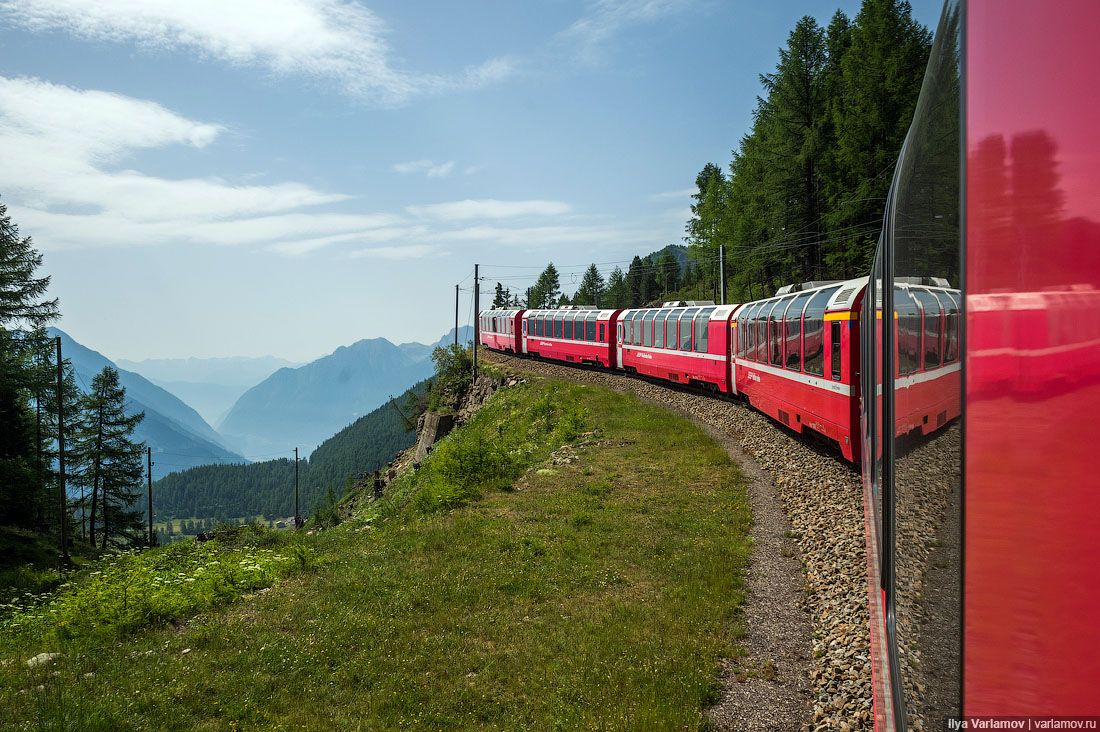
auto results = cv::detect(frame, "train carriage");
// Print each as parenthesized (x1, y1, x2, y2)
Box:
(615, 303, 737, 393)
(732, 280, 864, 461)
(520, 308, 620, 368)
(478, 308, 525, 354)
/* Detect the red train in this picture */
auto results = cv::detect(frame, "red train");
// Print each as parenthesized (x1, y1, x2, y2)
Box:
(480, 0, 1100, 726)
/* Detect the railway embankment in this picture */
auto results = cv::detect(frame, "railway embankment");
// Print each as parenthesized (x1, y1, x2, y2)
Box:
(482, 349, 875, 732)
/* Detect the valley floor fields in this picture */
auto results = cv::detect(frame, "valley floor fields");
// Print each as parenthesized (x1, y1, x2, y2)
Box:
(2, 374, 751, 731)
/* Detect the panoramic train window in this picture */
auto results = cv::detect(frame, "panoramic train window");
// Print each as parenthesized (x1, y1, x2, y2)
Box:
(914, 289, 944, 369)
(552, 315, 561, 339)
(654, 310, 669, 348)
(535, 317, 543, 337)
(941, 292, 959, 363)
(757, 301, 774, 362)
(680, 309, 698, 350)
(785, 293, 813, 370)
(694, 308, 714, 352)
(564, 315, 573, 340)
(803, 287, 838, 376)
(770, 297, 794, 367)
(642, 311, 655, 347)
(882, 1, 963, 727)
(586, 314, 596, 342)
(666, 311, 678, 349)
(632, 312, 643, 346)
(741, 304, 757, 358)
(895, 287, 921, 376)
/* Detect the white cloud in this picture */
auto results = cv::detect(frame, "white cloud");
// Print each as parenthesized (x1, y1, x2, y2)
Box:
(426, 161, 455, 178)
(349, 244, 436, 260)
(393, 159, 456, 178)
(650, 188, 695, 200)
(406, 199, 572, 221)
(0, 0, 515, 105)
(393, 159, 433, 175)
(0, 76, 387, 250)
(559, 0, 692, 65)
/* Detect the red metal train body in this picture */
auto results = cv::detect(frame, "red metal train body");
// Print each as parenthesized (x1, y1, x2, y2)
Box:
(479, 0, 1100, 726)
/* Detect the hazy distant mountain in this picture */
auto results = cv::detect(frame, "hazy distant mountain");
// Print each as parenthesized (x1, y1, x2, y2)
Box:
(116, 356, 300, 386)
(47, 328, 244, 479)
(116, 356, 301, 426)
(218, 326, 473, 457)
(398, 325, 475, 362)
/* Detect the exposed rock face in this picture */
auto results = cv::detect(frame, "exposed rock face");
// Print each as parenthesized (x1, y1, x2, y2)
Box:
(414, 413, 454, 458)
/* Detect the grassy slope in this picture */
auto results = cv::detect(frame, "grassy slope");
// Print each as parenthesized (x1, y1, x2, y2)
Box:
(2, 373, 751, 732)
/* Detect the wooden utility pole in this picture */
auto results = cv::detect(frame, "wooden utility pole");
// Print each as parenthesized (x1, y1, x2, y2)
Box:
(455, 283, 459, 348)
(294, 447, 300, 528)
(472, 264, 479, 383)
(55, 337, 68, 564)
(147, 447, 154, 546)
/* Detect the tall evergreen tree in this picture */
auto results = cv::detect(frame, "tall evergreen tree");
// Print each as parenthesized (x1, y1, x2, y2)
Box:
(604, 266, 627, 308)
(573, 264, 605, 306)
(529, 263, 561, 309)
(656, 250, 680, 296)
(491, 282, 513, 308)
(0, 202, 60, 529)
(625, 256, 646, 307)
(827, 0, 931, 275)
(81, 366, 145, 548)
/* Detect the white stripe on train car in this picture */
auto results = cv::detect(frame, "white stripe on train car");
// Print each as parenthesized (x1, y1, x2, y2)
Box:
(735, 358, 854, 396)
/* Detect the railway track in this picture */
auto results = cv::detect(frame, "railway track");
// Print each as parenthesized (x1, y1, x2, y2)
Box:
(481, 349, 873, 731)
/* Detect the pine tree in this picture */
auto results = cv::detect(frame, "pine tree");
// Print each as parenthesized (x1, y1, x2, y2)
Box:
(81, 366, 145, 548)
(604, 267, 627, 308)
(0, 203, 60, 529)
(491, 282, 512, 309)
(529, 263, 561, 309)
(573, 264, 605, 307)
(656, 250, 680, 296)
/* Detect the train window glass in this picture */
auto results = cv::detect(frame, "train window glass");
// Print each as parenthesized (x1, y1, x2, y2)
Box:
(804, 288, 838, 376)
(756, 303, 771, 362)
(642, 311, 656, 347)
(565, 315, 574, 340)
(632, 312, 643, 346)
(895, 287, 921, 376)
(553, 315, 562, 339)
(941, 293, 959, 363)
(599, 323, 605, 342)
(666, 310, 679, 349)
(680, 309, 699, 350)
(654, 310, 669, 348)
(694, 308, 715, 352)
(535, 317, 543, 337)
(785, 294, 813, 370)
(914, 290, 944, 369)
(831, 321, 842, 380)
(586, 314, 597, 342)
(770, 297, 794, 366)
(746, 304, 758, 360)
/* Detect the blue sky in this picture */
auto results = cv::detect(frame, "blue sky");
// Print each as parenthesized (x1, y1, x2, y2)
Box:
(0, 0, 943, 362)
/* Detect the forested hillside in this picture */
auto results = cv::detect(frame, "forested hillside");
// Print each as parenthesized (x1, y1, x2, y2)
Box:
(499, 0, 934, 309)
(137, 380, 429, 521)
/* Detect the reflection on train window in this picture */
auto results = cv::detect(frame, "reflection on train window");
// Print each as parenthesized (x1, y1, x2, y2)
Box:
(654, 310, 669, 348)
(666, 313, 678, 349)
(586, 314, 596, 342)
(914, 289, 944, 368)
(831, 321, 842, 381)
(642, 311, 655, 347)
(803, 288, 838, 376)
(694, 308, 714, 352)
(895, 287, 921, 376)
(680, 309, 699, 351)
(785, 293, 812, 371)
(564, 316, 573, 340)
